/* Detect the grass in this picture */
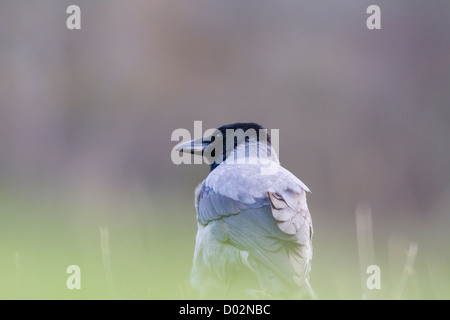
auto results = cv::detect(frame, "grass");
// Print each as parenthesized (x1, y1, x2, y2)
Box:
(0, 189, 448, 299)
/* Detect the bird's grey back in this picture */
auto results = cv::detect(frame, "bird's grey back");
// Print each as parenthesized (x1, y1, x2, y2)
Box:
(192, 162, 313, 298)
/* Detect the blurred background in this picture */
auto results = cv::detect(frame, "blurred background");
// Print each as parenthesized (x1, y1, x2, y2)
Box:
(0, 0, 449, 299)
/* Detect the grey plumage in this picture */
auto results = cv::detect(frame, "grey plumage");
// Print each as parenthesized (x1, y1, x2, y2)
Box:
(177, 123, 314, 299)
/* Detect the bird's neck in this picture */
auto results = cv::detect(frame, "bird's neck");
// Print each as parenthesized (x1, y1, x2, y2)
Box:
(210, 137, 279, 171)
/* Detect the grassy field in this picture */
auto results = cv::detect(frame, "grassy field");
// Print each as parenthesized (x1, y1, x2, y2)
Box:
(0, 188, 448, 299)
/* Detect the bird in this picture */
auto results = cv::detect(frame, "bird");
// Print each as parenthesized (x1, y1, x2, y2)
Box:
(176, 122, 314, 299)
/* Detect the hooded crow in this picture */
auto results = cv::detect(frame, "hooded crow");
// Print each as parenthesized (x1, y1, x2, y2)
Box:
(176, 122, 314, 299)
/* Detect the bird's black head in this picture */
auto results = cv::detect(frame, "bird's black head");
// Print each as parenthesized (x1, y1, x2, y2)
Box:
(176, 122, 273, 171)
(208, 122, 272, 171)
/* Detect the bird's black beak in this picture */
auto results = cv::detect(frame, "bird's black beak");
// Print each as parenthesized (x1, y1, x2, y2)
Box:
(176, 136, 212, 155)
